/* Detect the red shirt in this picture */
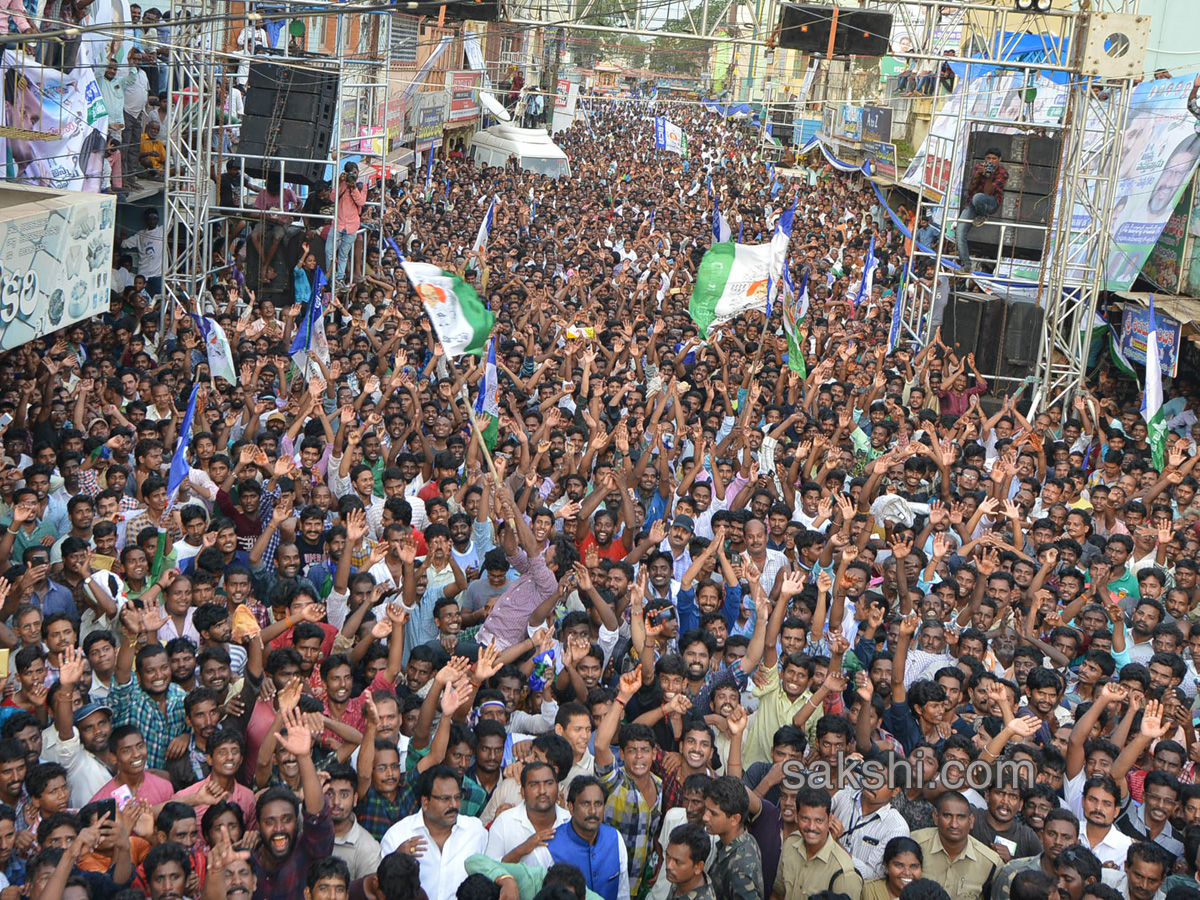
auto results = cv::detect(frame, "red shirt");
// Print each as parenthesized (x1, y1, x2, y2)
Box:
(270, 621, 338, 658)
(577, 530, 628, 562)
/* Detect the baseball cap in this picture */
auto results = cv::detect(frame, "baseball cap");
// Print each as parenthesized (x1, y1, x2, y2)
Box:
(672, 515, 695, 533)
(74, 702, 113, 724)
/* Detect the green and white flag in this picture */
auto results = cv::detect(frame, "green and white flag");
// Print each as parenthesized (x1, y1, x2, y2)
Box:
(687, 241, 773, 338)
(1142, 293, 1167, 470)
(401, 262, 495, 356)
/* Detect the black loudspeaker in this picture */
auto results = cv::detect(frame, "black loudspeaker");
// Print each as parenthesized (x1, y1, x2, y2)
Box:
(778, 4, 893, 57)
(962, 130, 1062, 258)
(942, 292, 1045, 381)
(443, 0, 501, 20)
(240, 63, 339, 187)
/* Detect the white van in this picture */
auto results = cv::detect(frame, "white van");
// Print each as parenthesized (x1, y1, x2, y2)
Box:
(470, 123, 571, 178)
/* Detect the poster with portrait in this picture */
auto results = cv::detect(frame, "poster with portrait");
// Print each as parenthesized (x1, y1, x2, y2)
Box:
(1, 49, 110, 191)
(1103, 75, 1200, 290)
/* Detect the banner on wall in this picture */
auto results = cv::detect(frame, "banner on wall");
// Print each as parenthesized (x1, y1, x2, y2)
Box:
(1, 50, 110, 191)
(1103, 74, 1200, 290)
(1120, 304, 1182, 378)
(446, 71, 481, 122)
(0, 188, 115, 349)
(1141, 188, 1191, 293)
(415, 105, 444, 151)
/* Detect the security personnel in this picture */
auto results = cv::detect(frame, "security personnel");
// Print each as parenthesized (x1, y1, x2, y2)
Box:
(914, 792, 1002, 900)
(773, 787, 864, 900)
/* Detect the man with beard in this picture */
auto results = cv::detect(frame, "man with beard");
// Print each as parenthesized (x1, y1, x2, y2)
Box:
(969, 770, 1042, 863)
(323, 763, 380, 879)
(546, 776, 629, 900)
(1078, 776, 1131, 867)
(991, 809, 1080, 900)
(378, 764, 489, 900)
(164, 686, 222, 791)
(913, 792, 1001, 900)
(49, 645, 114, 806)
(485, 760, 570, 866)
(109, 605, 188, 770)
(1019, 669, 1064, 747)
(251, 707, 334, 900)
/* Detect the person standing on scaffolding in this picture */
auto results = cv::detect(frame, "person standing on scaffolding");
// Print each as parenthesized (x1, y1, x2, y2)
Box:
(956, 147, 1008, 273)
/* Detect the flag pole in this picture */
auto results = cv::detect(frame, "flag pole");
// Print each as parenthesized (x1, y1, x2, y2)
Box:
(460, 383, 499, 481)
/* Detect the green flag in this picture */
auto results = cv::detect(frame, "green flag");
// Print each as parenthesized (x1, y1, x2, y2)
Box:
(688, 241, 773, 338)
(401, 262, 494, 356)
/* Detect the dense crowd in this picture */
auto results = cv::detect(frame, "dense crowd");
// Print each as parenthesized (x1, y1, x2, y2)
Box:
(9, 97, 1199, 900)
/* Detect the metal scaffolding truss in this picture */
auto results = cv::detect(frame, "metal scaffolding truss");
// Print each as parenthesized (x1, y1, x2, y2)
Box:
(163, 0, 393, 310)
(893, 0, 1142, 412)
(163, 0, 223, 311)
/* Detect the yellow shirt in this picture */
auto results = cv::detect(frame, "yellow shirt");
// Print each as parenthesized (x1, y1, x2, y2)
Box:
(775, 833, 864, 900)
(912, 828, 1002, 900)
(743, 666, 822, 767)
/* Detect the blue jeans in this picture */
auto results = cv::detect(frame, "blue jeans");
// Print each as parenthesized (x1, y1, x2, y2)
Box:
(956, 193, 999, 264)
(326, 228, 356, 282)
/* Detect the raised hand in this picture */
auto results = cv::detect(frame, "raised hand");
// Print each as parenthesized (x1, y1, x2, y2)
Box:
(277, 707, 314, 756)
(58, 644, 87, 689)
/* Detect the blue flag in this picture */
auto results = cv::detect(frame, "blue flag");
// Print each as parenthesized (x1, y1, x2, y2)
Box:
(289, 267, 328, 360)
(424, 150, 434, 201)
(168, 385, 200, 499)
(855, 236, 878, 306)
(473, 198, 496, 254)
(888, 288, 904, 354)
(738, 220, 743, 243)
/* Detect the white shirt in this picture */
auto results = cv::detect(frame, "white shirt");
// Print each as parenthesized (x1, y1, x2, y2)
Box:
(46, 729, 113, 808)
(1085, 822, 1133, 867)
(379, 811, 489, 900)
(485, 803, 571, 868)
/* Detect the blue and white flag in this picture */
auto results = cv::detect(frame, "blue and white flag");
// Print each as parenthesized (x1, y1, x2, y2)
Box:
(473, 197, 496, 254)
(1144, 293, 1166, 470)
(168, 385, 200, 499)
(712, 193, 731, 243)
(887, 291, 904, 354)
(474, 335, 499, 449)
(855, 236, 878, 306)
(648, 209, 655, 233)
(188, 309, 237, 385)
(424, 149, 434, 201)
(290, 267, 330, 373)
(653, 117, 688, 156)
(767, 199, 796, 313)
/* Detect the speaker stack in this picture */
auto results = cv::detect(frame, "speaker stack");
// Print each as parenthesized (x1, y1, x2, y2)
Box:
(239, 62, 340, 187)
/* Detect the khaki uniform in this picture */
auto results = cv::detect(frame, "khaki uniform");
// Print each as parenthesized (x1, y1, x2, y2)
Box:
(774, 833, 864, 900)
(913, 828, 1002, 900)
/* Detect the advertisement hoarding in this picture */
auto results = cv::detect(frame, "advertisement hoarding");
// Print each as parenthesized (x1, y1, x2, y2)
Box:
(446, 71, 481, 122)
(1120, 304, 1182, 377)
(0, 186, 115, 349)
